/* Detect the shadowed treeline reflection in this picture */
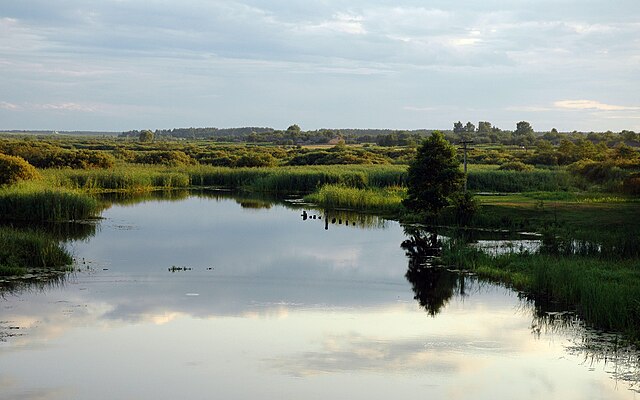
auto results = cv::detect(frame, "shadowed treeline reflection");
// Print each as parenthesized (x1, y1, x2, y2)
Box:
(402, 226, 466, 316)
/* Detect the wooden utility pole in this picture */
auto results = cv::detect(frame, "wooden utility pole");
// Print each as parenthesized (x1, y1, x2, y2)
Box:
(459, 140, 474, 192)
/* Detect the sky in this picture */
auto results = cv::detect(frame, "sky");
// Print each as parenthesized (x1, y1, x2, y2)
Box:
(1, 0, 639, 132)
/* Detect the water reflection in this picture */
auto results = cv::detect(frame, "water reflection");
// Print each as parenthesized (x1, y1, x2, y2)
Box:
(300, 209, 389, 230)
(401, 226, 466, 316)
(1, 193, 639, 399)
(0, 220, 97, 243)
(529, 309, 640, 393)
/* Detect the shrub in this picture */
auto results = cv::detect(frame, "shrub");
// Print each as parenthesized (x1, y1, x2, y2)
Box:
(133, 150, 196, 166)
(568, 160, 625, 184)
(498, 161, 534, 172)
(622, 173, 640, 195)
(0, 153, 41, 185)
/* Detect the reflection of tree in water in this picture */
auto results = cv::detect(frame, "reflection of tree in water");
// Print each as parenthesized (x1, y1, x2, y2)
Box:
(402, 226, 466, 316)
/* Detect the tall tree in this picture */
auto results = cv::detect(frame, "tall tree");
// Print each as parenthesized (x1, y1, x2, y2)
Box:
(453, 121, 464, 135)
(477, 121, 492, 135)
(403, 131, 465, 215)
(138, 130, 154, 142)
(515, 121, 534, 136)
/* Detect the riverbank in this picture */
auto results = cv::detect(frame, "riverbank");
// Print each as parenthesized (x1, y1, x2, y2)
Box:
(440, 241, 640, 340)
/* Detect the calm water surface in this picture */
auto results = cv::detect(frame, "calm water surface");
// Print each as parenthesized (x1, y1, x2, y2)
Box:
(0, 193, 638, 399)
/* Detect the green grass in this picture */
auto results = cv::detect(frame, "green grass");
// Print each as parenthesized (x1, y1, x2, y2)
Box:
(467, 169, 577, 192)
(0, 227, 73, 276)
(441, 241, 640, 338)
(471, 195, 640, 242)
(304, 184, 405, 213)
(0, 183, 101, 222)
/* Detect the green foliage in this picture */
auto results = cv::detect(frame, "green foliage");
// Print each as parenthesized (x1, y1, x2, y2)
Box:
(403, 131, 465, 214)
(515, 121, 534, 136)
(139, 130, 154, 142)
(0, 185, 100, 221)
(236, 153, 278, 167)
(498, 161, 535, 171)
(132, 150, 196, 166)
(467, 170, 575, 192)
(0, 153, 40, 185)
(0, 227, 72, 275)
(304, 184, 405, 213)
(567, 160, 626, 184)
(622, 173, 640, 195)
(449, 191, 479, 226)
(0, 140, 115, 169)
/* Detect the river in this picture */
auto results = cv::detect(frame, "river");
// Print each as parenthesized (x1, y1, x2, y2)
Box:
(0, 191, 637, 399)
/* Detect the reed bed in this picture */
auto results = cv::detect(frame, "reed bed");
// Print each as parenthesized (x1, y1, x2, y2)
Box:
(44, 168, 190, 191)
(42, 164, 406, 193)
(304, 184, 405, 213)
(0, 185, 100, 221)
(441, 241, 640, 338)
(0, 227, 73, 276)
(188, 165, 407, 192)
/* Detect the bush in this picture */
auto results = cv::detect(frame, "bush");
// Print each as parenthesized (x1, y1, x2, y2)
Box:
(622, 173, 640, 195)
(0, 154, 41, 185)
(568, 160, 625, 184)
(498, 161, 534, 171)
(133, 150, 196, 166)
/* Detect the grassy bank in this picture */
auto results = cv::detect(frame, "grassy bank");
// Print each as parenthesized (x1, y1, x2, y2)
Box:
(304, 184, 405, 214)
(0, 183, 101, 222)
(0, 227, 73, 276)
(441, 241, 640, 338)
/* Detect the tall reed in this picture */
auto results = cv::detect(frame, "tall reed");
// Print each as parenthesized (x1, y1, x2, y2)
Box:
(0, 185, 100, 221)
(0, 227, 73, 275)
(304, 184, 405, 213)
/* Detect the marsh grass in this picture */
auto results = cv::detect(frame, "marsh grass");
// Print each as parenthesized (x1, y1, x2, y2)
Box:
(0, 184, 100, 221)
(44, 167, 190, 191)
(441, 240, 640, 338)
(304, 184, 405, 213)
(0, 227, 73, 276)
(189, 165, 406, 192)
(42, 164, 407, 193)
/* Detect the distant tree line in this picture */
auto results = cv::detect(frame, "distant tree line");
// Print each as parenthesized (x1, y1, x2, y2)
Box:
(120, 122, 639, 149)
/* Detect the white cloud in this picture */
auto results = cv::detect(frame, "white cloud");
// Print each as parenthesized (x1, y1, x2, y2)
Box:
(37, 103, 98, 112)
(0, 101, 19, 110)
(300, 13, 366, 35)
(554, 100, 640, 111)
(404, 106, 437, 112)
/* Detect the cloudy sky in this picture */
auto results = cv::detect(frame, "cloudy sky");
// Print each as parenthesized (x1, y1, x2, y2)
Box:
(1, 0, 639, 132)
